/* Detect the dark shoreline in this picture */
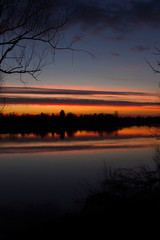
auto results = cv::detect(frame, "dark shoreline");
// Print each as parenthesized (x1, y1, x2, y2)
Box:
(0, 113, 160, 134)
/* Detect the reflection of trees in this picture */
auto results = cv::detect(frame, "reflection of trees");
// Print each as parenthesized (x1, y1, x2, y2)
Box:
(0, 129, 119, 141)
(66, 130, 75, 137)
(60, 131, 65, 140)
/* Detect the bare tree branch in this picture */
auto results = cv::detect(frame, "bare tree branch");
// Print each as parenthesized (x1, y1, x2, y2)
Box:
(0, 0, 78, 81)
(145, 58, 160, 74)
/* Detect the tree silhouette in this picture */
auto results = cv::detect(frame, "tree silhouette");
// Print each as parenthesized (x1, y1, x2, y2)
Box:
(0, 0, 77, 83)
(60, 109, 65, 118)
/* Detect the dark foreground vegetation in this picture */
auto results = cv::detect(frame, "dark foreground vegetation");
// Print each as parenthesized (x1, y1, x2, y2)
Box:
(0, 112, 160, 135)
(3, 166, 160, 239)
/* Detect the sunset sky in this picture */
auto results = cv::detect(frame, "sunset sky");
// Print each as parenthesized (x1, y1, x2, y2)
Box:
(2, 0, 160, 116)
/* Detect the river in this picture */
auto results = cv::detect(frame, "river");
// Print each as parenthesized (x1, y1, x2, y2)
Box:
(0, 126, 159, 234)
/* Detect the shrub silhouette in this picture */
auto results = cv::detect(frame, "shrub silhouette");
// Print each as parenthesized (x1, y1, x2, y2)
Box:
(80, 141, 160, 231)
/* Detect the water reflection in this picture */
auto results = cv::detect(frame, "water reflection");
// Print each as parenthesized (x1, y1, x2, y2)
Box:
(0, 126, 159, 238)
(0, 126, 154, 154)
(0, 126, 152, 139)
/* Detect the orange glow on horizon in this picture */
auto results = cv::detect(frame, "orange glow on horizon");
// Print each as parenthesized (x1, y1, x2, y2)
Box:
(2, 85, 159, 116)
(3, 103, 159, 116)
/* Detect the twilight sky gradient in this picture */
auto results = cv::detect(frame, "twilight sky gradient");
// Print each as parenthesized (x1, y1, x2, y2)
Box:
(2, 0, 160, 116)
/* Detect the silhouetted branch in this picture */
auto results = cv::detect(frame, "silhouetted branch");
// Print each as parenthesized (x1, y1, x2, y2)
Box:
(0, 0, 79, 81)
(145, 58, 160, 74)
(145, 46, 160, 74)
(99, 162, 160, 199)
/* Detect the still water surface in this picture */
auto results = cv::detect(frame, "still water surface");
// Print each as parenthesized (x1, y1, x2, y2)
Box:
(0, 126, 158, 222)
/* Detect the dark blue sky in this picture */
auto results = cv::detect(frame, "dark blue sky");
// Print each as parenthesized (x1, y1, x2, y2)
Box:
(7, 0, 160, 91)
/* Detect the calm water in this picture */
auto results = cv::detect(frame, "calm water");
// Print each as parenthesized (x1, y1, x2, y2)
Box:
(0, 126, 159, 229)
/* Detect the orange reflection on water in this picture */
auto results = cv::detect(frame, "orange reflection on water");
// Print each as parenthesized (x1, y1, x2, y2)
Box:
(0, 126, 152, 140)
(118, 126, 150, 136)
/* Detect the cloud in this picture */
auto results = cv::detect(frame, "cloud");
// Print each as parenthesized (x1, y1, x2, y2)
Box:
(131, 45, 151, 52)
(1, 87, 153, 97)
(110, 52, 121, 57)
(72, 0, 160, 33)
(2, 96, 159, 107)
(2, 87, 157, 109)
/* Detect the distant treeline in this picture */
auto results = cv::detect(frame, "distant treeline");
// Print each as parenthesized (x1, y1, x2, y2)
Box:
(0, 111, 160, 135)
